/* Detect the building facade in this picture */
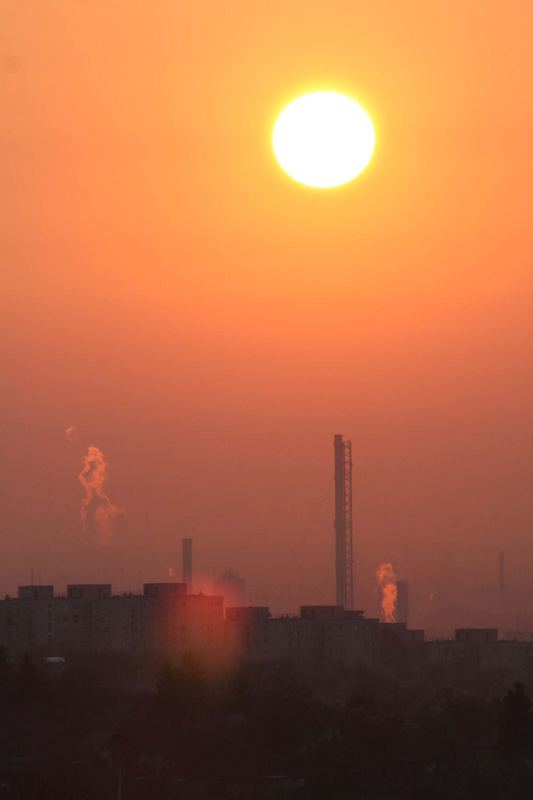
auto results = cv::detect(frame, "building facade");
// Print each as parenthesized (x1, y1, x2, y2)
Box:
(13, 586, 533, 680)
(224, 605, 420, 666)
(0, 583, 225, 661)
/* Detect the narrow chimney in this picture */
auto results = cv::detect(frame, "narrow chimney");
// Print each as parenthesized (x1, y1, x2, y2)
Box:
(499, 551, 505, 594)
(396, 580, 409, 625)
(182, 537, 193, 590)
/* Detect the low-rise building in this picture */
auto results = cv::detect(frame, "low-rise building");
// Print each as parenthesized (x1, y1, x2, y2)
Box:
(455, 628, 498, 644)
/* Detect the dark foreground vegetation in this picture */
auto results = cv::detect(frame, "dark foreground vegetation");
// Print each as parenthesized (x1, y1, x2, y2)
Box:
(1, 645, 533, 799)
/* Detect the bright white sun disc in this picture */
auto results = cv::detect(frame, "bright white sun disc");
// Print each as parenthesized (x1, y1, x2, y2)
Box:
(273, 91, 375, 188)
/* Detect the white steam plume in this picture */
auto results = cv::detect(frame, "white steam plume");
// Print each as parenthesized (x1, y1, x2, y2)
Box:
(79, 445, 124, 547)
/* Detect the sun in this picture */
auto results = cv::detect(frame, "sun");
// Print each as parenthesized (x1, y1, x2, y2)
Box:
(272, 91, 375, 189)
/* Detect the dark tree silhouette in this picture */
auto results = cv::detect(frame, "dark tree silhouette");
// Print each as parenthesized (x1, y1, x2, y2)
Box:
(499, 681, 533, 757)
(156, 652, 207, 717)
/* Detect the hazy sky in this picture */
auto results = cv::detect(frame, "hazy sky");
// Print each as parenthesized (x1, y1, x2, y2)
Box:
(2, 1, 533, 613)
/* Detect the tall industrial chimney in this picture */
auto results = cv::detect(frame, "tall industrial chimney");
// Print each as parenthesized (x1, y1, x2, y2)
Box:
(396, 580, 409, 624)
(334, 434, 353, 609)
(499, 551, 505, 594)
(182, 538, 193, 590)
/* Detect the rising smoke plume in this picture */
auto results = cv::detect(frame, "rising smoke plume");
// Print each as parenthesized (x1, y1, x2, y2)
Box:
(376, 562, 397, 623)
(65, 425, 78, 444)
(79, 445, 124, 547)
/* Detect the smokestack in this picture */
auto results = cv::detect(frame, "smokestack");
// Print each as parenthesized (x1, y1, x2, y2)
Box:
(499, 551, 505, 594)
(396, 580, 409, 625)
(334, 434, 353, 609)
(182, 538, 193, 589)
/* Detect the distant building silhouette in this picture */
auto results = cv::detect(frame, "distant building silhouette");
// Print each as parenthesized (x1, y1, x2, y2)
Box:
(6, 583, 533, 683)
(0, 583, 223, 661)
(214, 569, 246, 606)
(182, 537, 193, 589)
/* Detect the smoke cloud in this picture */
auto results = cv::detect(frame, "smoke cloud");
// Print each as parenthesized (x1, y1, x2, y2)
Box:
(377, 562, 397, 623)
(79, 445, 124, 547)
(65, 425, 78, 444)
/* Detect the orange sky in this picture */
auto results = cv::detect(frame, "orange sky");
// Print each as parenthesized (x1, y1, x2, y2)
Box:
(2, 1, 533, 615)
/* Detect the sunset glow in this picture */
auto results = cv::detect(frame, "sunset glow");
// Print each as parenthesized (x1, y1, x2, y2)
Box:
(4, 3, 533, 791)
(3, 0, 533, 637)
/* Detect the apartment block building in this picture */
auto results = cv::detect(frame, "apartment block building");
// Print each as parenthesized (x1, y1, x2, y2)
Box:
(224, 605, 420, 665)
(0, 586, 429, 669)
(0, 583, 225, 661)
